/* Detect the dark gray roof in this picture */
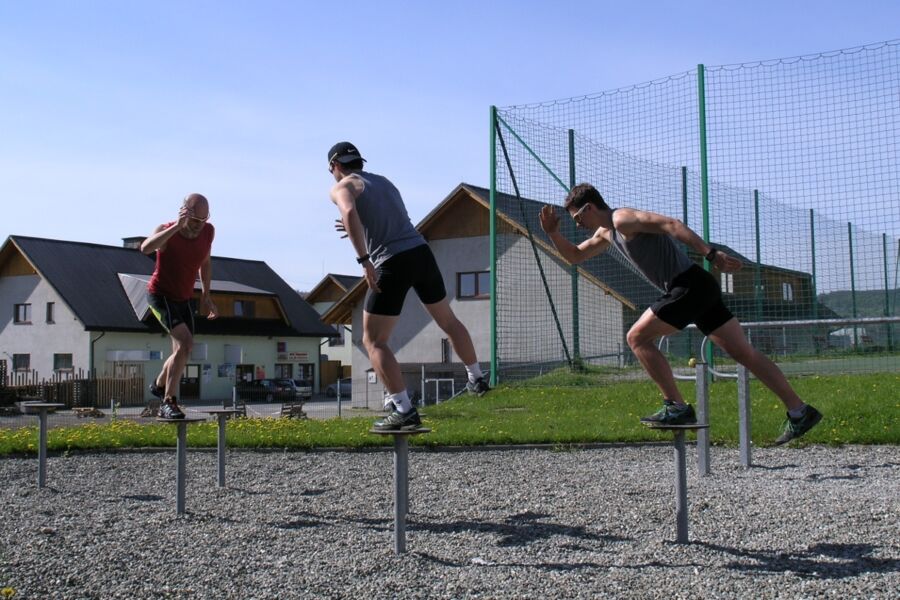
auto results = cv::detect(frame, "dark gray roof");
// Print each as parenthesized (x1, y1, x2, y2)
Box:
(8, 235, 336, 337)
(332, 274, 362, 291)
(462, 185, 661, 308)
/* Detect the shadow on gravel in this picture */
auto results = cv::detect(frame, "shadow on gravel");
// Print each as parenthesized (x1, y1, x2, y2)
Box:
(121, 494, 164, 502)
(274, 510, 330, 530)
(410, 511, 630, 547)
(698, 542, 900, 579)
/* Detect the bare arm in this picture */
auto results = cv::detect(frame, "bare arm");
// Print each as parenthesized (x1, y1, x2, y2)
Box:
(199, 252, 218, 318)
(140, 206, 191, 254)
(539, 205, 610, 265)
(330, 175, 380, 291)
(613, 208, 742, 271)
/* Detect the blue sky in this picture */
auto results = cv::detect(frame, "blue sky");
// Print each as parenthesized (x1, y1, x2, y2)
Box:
(2, 1, 899, 291)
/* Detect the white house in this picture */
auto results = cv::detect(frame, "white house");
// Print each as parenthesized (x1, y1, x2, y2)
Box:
(0, 235, 337, 404)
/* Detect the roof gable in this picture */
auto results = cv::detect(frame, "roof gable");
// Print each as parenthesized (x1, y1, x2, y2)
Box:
(2, 235, 336, 337)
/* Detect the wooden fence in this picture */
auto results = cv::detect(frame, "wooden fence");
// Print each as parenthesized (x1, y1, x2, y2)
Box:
(0, 366, 144, 408)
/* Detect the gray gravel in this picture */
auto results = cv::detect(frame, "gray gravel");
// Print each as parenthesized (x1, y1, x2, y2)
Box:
(1, 444, 898, 599)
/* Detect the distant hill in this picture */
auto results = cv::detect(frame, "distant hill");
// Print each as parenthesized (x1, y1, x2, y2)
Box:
(818, 289, 900, 318)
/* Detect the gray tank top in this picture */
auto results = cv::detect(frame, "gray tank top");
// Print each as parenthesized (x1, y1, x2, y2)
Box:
(609, 209, 694, 291)
(352, 172, 426, 267)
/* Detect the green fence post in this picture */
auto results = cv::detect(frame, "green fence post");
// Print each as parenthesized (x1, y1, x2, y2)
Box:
(697, 64, 713, 368)
(568, 129, 580, 367)
(884, 233, 893, 351)
(848, 222, 858, 348)
(810, 209, 818, 320)
(754, 190, 762, 321)
(489, 106, 498, 386)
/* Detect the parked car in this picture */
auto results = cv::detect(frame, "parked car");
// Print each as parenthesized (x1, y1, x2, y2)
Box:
(325, 377, 352, 398)
(236, 378, 298, 403)
(293, 379, 313, 401)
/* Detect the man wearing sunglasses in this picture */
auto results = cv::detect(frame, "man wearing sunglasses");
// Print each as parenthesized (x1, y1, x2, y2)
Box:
(539, 183, 821, 445)
(140, 193, 218, 419)
(327, 141, 490, 430)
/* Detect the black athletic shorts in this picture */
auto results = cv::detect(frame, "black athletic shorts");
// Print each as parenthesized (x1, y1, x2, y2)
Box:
(365, 244, 447, 316)
(651, 265, 734, 335)
(147, 293, 196, 335)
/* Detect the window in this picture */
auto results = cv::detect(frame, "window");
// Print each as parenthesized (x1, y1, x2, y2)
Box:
(457, 271, 490, 299)
(720, 273, 734, 295)
(12, 354, 30, 372)
(274, 363, 293, 379)
(441, 338, 451, 363)
(46, 302, 55, 323)
(329, 325, 346, 347)
(234, 300, 256, 318)
(782, 282, 794, 302)
(14, 303, 31, 324)
(53, 353, 73, 372)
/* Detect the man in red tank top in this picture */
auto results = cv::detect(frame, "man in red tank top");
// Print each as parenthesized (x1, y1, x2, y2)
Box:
(141, 194, 218, 419)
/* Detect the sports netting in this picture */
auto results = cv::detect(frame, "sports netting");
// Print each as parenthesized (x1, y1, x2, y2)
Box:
(490, 40, 900, 382)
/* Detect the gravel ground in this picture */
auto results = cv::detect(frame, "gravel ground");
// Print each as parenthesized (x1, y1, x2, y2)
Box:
(1, 444, 898, 599)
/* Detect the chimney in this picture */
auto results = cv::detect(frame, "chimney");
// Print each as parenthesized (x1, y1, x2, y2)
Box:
(122, 236, 146, 250)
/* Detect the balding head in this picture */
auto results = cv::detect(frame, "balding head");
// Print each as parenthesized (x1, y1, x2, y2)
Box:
(183, 193, 209, 217)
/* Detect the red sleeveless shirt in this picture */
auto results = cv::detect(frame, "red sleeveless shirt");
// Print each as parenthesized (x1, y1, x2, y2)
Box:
(147, 223, 215, 301)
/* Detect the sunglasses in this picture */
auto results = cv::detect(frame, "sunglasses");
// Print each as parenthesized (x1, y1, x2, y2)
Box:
(188, 214, 210, 224)
(571, 203, 590, 224)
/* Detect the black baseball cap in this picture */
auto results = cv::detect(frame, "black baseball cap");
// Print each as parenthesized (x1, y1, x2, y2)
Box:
(327, 141, 366, 165)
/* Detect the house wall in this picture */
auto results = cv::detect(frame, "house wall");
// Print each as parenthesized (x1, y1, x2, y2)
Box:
(346, 235, 626, 402)
(0, 275, 90, 375)
(93, 333, 322, 401)
(312, 300, 352, 368)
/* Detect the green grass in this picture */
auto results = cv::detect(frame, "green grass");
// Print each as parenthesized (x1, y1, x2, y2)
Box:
(0, 372, 897, 455)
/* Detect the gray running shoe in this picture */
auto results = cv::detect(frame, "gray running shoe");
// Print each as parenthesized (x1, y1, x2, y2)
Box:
(374, 407, 422, 431)
(157, 398, 185, 420)
(466, 377, 490, 397)
(640, 401, 697, 425)
(774, 405, 822, 445)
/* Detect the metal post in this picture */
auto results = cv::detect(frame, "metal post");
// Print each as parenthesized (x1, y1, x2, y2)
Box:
(217, 414, 227, 487)
(848, 222, 859, 347)
(176, 422, 187, 514)
(393, 435, 409, 554)
(754, 190, 762, 321)
(568, 128, 580, 366)
(489, 105, 498, 387)
(674, 430, 689, 543)
(884, 233, 894, 351)
(810, 209, 818, 320)
(38, 408, 49, 488)
(737, 364, 752, 468)
(695, 362, 710, 476)
(697, 64, 713, 371)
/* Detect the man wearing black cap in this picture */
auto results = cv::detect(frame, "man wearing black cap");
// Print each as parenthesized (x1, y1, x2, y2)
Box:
(327, 141, 490, 430)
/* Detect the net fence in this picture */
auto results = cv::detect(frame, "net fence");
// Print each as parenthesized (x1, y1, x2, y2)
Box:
(492, 40, 900, 381)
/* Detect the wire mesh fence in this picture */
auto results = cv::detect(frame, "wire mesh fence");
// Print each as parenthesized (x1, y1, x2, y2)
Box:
(492, 40, 900, 382)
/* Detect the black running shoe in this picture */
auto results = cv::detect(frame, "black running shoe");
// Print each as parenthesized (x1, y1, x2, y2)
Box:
(374, 407, 422, 431)
(640, 400, 697, 425)
(149, 382, 165, 400)
(774, 405, 822, 445)
(158, 398, 185, 420)
(466, 377, 490, 397)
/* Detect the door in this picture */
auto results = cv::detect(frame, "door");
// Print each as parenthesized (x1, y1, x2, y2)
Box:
(180, 364, 201, 401)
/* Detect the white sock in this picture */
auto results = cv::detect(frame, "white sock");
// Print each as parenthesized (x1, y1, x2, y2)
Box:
(788, 404, 807, 419)
(465, 362, 484, 384)
(382, 394, 395, 411)
(388, 390, 412, 413)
